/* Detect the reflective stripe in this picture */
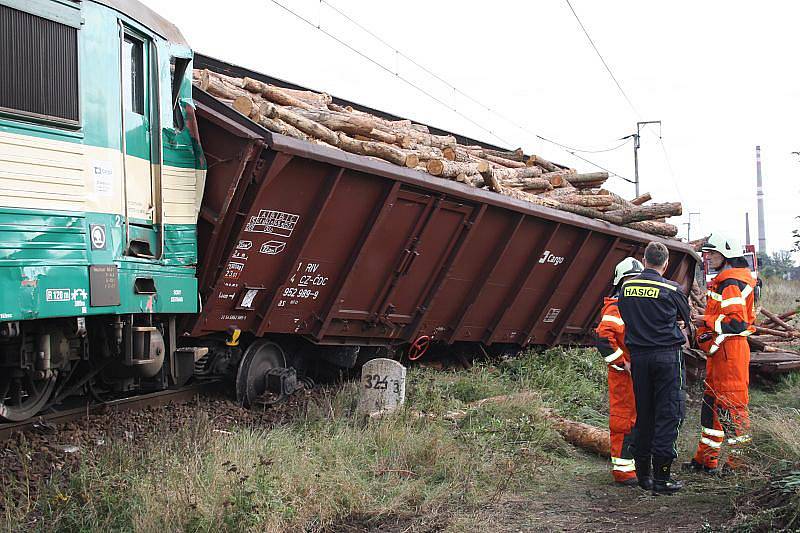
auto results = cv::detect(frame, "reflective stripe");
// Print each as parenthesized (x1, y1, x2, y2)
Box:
(727, 435, 752, 445)
(604, 348, 624, 363)
(709, 329, 753, 354)
(609, 364, 625, 371)
(702, 426, 725, 438)
(622, 279, 677, 291)
(613, 464, 636, 472)
(612, 457, 635, 466)
(701, 437, 722, 448)
(601, 314, 625, 326)
(714, 315, 725, 334)
(742, 285, 753, 299)
(707, 290, 722, 302)
(721, 296, 745, 308)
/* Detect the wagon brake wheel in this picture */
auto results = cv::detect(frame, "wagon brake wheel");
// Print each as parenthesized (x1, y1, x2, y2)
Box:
(0, 369, 58, 422)
(408, 335, 431, 361)
(235, 340, 286, 408)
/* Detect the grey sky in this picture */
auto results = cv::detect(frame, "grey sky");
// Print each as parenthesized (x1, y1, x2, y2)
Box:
(144, 0, 800, 260)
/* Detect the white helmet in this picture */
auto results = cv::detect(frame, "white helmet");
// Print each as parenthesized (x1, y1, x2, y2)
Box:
(613, 257, 644, 286)
(701, 233, 743, 259)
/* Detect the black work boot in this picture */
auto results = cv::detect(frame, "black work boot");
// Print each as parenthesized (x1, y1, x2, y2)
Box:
(652, 457, 683, 495)
(681, 459, 718, 475)
(634, 456, 652, 491)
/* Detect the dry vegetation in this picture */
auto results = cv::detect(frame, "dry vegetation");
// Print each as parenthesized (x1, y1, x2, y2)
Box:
(1, 280, 798, 532)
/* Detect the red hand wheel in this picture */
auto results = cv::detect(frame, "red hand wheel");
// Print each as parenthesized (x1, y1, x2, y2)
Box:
(408, 335, 431, 361)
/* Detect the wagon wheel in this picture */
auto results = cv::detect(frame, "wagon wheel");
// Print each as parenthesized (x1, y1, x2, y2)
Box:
(235, 340, 286, 407)
(0, 369, 58, 422)
(408, 335, 431, 361)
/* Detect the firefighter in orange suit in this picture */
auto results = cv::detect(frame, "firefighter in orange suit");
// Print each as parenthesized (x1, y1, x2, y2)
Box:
(595, 257, 644, 485)
(685, 233, 756, 473)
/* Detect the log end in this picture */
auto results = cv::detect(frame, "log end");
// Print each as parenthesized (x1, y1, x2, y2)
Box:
(405, 154, 420, 169)
(442, 147, 456, 161)
(426, 159, 445, 176)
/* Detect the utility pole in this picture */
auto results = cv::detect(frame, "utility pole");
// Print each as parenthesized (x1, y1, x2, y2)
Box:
(682, 211, 700, 242)
(623, 121, 661, 197)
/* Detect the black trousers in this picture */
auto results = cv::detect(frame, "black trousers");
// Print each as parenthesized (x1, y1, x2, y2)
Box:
(629, 347, 686, 460)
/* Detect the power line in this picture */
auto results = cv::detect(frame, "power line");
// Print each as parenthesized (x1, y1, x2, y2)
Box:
(563, 0, 640, 118)
(538, 135, 632, 154)
(267, 0, 515, 146)
(269, 0, 638, 181)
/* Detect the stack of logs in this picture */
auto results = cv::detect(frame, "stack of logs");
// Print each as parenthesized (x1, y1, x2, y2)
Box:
(749, 309, 800, 356)
(194, 68, 682, 237)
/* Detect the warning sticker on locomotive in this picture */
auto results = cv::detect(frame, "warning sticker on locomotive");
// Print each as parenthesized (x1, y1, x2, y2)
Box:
(245, 210, 299, 237)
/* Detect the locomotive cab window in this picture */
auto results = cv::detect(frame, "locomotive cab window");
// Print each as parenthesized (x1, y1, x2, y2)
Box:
(170, 56, 190, 130)
(0, 4, 79, 125)
(122, 34, 145, 115)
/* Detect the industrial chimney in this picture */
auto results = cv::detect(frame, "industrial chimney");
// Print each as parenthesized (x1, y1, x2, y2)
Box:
(756, 146, 767, 253)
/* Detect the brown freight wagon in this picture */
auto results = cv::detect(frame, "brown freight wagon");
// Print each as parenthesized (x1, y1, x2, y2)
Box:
(187, 56, 698, 401)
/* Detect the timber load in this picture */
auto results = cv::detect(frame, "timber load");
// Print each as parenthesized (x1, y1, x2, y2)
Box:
(193, 68, 682, 237)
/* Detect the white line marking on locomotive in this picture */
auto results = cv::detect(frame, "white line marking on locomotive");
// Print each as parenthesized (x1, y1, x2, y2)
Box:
(259, 240, 286, 255)
(46, 288, 72, 302)
(236, 240, 252, 250)
(539, 250, 565, 266)
(245, 210, 299, 237)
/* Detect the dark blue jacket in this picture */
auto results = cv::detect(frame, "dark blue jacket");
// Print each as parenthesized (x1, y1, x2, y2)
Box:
(617, 268, 691, 351)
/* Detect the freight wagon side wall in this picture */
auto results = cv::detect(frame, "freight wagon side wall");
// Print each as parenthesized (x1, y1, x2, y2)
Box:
(190, 91, 698, 347)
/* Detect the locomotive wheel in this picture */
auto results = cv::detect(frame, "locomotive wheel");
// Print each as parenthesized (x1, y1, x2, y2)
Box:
(235, 340, 286, 407)
(0, 369, 58, 422)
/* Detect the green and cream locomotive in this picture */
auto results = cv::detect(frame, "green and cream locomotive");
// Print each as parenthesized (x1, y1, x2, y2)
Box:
(0, 0, 205, 420)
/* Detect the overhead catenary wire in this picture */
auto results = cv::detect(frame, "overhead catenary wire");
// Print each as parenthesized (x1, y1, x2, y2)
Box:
(267, 0, 516, 146)
(563, 0, 640, 119)
(278, 0, 643, 179)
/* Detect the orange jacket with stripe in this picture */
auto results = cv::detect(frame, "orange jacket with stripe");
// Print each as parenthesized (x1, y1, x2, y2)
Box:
(696, 268, 756, 400)
(595, 297, 630, 369)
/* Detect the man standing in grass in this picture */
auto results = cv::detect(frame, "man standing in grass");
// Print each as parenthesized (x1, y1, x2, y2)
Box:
(595, 257, 644, 486)
(618, 242, 691, 495)
(685, 233, 756, 474)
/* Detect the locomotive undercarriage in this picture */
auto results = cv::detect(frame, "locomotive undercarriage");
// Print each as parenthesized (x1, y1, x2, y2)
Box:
(0, 314, 202, 422)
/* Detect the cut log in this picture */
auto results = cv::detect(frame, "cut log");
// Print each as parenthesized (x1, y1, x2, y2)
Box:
(624, 220, 679, 237)
(409, 145, 445, 162)
(490, 166, 545, 182)
(754, 326, 798, 339)
(559, 194, 614, 208)
(631, 192, 652, 205)
(498, 186, 560, 208)
(540, 186, 580, 199)
(257, 101, 340, 146)
(241, 77, 315, 110)
(277, 87, 332, 108)
(198, 74, 250, 101)
(557, 203, 624, 225)
(336, 132, 416, 167)
(441, 147, 456, 161)
(427, 159, 489, 178)
(483, 153, 527, 168)
(288, 108, 378, 137)
(762, 310, 798, 327)
(483, 147, 526, 162)
(606, 202, 683, 224)
(759, 309, 798, 332)
(502, 177, 553, 192)
(539, 170, 573, 188)
(526, 155, 561, 172)
(255, 116, 312, 142)
(232, 95, 262, 118)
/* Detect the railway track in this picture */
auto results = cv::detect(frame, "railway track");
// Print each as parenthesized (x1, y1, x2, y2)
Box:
(0, 381, 222, 441)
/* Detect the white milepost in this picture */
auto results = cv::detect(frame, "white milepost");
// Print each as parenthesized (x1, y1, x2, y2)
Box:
(357, 358, 406, 417)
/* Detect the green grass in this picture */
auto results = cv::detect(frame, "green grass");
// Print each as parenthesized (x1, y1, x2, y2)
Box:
(2, 348, 598, 532)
